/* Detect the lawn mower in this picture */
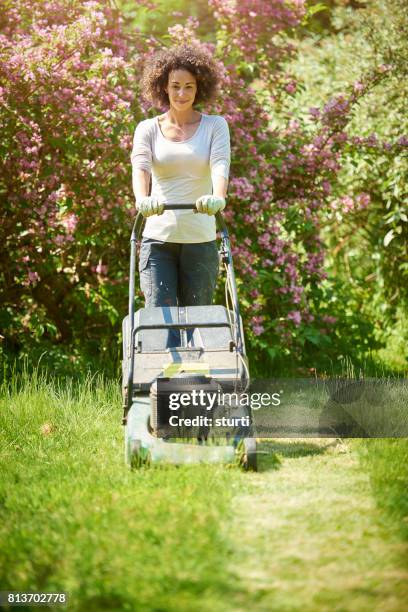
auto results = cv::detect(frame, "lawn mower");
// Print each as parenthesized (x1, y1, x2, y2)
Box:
(122, 204, 257, 470)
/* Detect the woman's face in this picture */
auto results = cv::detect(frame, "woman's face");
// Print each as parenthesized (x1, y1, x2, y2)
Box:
(165, 69, 197, 110)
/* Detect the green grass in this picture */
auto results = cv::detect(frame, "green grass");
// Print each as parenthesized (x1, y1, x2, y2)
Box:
(1, 370, 407, 611)
(232, 439, 408, 611)
(0, 371, 244, 611)
(353, 439, 408, 541)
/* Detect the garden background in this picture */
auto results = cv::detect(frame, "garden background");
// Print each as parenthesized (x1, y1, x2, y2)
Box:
(1, 0, 407, 378)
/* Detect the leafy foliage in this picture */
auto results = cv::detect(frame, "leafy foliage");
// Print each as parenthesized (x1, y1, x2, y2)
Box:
(286, 0, 408, 368)
(0, 0, 406, 375)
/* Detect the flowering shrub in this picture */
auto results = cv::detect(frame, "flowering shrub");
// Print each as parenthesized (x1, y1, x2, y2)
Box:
(188, 2, 400, 371)
(285, 0, 408, 371)
(0, 0, 149, 365)
(0, 0, 405, 374)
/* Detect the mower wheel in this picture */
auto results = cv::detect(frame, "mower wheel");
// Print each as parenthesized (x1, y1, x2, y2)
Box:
(128, 439, 151, 469)
(238, 438, 258, 472)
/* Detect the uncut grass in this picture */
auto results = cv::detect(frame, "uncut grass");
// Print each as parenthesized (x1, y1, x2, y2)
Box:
(0, 372, 242, 611)
(354, 438, 408, 541)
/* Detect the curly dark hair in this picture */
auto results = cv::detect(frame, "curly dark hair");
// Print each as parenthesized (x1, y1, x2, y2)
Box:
(141, 44, 220, 108)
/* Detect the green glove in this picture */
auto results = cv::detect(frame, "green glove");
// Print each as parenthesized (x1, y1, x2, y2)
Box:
(195, 195, 226, 216)
(136, 196, 164, 217)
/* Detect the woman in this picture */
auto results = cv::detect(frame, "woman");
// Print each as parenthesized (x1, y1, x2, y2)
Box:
(130, 44, 230, 345)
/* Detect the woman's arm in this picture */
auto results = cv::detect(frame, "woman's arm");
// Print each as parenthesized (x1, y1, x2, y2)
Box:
(133, 168, 151, 204)
(212, 175, 228, 199)
(131, 121, 152, 207)
(210, 117, 230, 200)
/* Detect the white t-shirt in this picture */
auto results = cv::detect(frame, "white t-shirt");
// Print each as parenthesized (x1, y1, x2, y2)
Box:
(130, 113, 230, 243)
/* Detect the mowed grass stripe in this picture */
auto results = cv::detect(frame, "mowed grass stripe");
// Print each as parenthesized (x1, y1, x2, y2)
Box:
(229, 439, 408, 612)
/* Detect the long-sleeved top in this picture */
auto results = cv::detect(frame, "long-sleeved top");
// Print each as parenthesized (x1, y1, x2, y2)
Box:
(130, 113, 230, 243)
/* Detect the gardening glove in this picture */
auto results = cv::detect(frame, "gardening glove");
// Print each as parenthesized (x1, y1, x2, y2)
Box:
(136, 196, 164, 217)
(195, 195, 226, 216)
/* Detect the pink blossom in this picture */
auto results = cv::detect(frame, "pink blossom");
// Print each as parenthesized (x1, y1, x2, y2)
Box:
(61, 213, 78, 234)
(378, 64, 392, 73)
(251, 315, 265, 336)
(353, 81, 364, 93)
(230, 176, 255, 199)
(95, 263, 108, 275)
(357, 193, 371, 209)
(285, 81, 297, 94)
(35, 205, 47, 216)
(54, 235, 66, 246)
(25, 270, 40, 286)
(322, 315, 337, 325)
(287, 311, 301, 326)
(322, 181, 331, 195)
(340, 196, 354, 213)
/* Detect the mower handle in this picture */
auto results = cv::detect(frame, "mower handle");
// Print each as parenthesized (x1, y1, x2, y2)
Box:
(160, 203, 196, 209)
(131, 204, 228, 242)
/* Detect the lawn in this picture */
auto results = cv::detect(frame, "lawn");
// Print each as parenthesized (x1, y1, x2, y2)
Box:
(0, 371, 406, 611)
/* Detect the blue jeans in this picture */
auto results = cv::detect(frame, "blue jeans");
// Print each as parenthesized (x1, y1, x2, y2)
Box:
(139, 238, 219, 346)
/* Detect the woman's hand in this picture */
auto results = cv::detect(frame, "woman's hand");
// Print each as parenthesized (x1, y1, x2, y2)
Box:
(195, 195, 226, 216)
(136, 196, 164, 217)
